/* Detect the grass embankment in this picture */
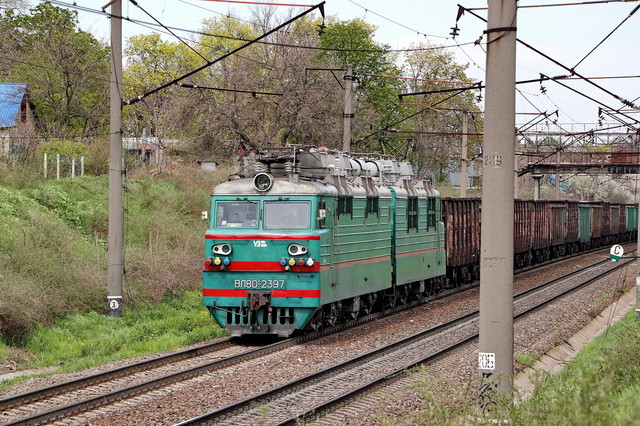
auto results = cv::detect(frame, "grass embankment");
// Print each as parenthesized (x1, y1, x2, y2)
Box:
(0, 165, 229, 389)
(506, 308, 640, 425)
(380, 308, 640, 424)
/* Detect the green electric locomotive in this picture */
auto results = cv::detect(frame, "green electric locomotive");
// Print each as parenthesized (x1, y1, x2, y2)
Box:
(203, 146, 446, 337)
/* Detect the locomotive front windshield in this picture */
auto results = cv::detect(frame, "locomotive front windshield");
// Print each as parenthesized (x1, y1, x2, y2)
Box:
(264, 202, 310, 229)
(215, 202, 258, 228)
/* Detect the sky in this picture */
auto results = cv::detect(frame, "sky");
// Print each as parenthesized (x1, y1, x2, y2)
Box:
(26, 0, 640, 132)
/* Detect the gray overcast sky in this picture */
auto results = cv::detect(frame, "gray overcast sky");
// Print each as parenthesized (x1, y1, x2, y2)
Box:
(31, 0, 640, 130)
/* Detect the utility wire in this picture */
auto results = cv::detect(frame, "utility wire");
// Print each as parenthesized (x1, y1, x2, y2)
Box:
(572, 3, 640, 70)
(466, 0, 635, 10)
(460, 5, 639, 111)
(127, 0, 209, 62)
(346, 0, 447, 40)
(124, 2, 325, 105)
(40, 0, 474, 53)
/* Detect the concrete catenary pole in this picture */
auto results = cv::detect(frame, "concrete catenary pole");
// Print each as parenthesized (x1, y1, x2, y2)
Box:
(478, 0, 518, 412)
(107, 0, 124, 317)
(342, 65, 354, 153)
(460, 110, 468, 197)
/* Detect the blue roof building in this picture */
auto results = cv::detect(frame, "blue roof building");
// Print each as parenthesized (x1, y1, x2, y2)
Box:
(0, 83, 28, 128)
(0, 83, 35, 157)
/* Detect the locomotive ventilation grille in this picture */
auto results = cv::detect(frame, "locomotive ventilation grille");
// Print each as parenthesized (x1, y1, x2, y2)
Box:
(226, 307, 295, 326)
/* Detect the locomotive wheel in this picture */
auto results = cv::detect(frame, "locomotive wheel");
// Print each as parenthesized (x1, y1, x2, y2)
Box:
(360, 294, 374, 315)
(383, 292, 397, 310)
(397, 286, 409, 306)
(308, 309, 324, 331)
(323, 303, 340, 327)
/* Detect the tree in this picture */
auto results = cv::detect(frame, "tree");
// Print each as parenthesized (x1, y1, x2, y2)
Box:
(316, 18, 406, 152)
(0, 0, 28, 12)
(175, 13, 344, 154)
(123, 33, 202, 143)
(399, 43, 482, 177)
(1, 3, 110, 140)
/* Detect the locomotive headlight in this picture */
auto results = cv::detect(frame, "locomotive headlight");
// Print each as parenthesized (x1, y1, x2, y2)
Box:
(212, 243, 232, 256)
(288, 258, 296, 266)
(287, 243, 308, 256)
(306, 258, 315, 267)
(279, 258, 288, 266)
(213, 257, 222, 266)
(253, 173, 274, 192)
(223, 257, 231, 266)
(297, 258, 305, 266)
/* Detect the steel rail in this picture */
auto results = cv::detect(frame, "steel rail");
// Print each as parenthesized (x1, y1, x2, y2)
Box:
(1, 246, 627, 424)
(0, 338, 234, 410)
(280, 258, 635, 425)
(0, 280, 464, 425)
(177, 256, 633, 425)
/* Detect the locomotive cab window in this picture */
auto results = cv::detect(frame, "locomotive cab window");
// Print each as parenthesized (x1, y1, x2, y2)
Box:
(264, 202, 310, 229)
(216, 201, 259, 228)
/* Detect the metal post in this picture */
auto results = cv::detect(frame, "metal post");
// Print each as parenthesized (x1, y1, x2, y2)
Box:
(460, 110, 468, 197)
(81, 155, 85, 177)
(637, 191, 640, 321)
(532, 174, 543, 200)
(514, 138, 519, 199)
(107, 0, 124, 318)
(554, 151, 560, 199)
(342, 65, 354, 153)
(56, 154, 60, 179)
(44, 152, 47, 178)
(71, 158, 76, 178)
(478, 0, 517, 412)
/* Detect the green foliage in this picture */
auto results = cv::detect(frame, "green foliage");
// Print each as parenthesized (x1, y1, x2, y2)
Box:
(318, 18, 406, 140)
(514, 353, 540, 368)
(1, 3, 110, 139)
(317, 18, 391, 76)
(0, 166, 218, 340)
(38, 139, 88, 158)
(198, 15, 259, 58)
(502, 311, 640, 425)
(0, 184, 104, 337)
(24, 291, 225, 372)
(368, 311, 640, 425)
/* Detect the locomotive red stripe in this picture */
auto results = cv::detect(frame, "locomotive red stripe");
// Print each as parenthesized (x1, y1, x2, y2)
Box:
(203, 288, 248, 297)
(202, 288, 320, 298)
(204, 261, 320, 272)
(205, 233, 320, 240)
(272, 289, 321, 298)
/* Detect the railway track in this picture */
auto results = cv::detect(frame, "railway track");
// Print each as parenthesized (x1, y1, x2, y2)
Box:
(0, 275, 473, 425)
(0, 250, 629, 425)
(176, 255, 633, 425)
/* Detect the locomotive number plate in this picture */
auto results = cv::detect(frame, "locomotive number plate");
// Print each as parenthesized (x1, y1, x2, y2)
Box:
(234, 279, 285, 289)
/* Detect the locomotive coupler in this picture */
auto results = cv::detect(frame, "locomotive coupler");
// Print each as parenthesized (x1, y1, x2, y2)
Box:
(248, 291, 271, 311)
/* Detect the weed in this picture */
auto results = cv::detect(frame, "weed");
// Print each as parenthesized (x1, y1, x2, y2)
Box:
(514, 353, 540, 368)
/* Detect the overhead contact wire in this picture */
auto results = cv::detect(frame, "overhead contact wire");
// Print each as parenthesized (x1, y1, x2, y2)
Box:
(127, 0, 209, 62)
(572, 3, 640, 71)
(124, 2, 325, 106)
